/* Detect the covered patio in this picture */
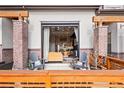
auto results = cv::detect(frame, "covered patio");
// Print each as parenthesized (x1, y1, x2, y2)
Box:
(0, 11, 124, 70)
(0, 10, 123, 88)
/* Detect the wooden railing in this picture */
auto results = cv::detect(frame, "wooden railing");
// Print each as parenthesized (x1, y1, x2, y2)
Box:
(0, 70, 124, 88)
(88, 53, 107, 69)
(106, 56, 124, 70)
(88, 53, 95, 65)
(89, 53, 124, 70)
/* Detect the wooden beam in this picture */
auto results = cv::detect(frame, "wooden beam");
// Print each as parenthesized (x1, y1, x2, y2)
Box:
(0, 10, 29, 18)
(0, 70, 124, 88)
(93, 16, 124, 23)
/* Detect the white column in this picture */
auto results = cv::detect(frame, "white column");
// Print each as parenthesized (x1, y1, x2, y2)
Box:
(43, 27, 50, 61)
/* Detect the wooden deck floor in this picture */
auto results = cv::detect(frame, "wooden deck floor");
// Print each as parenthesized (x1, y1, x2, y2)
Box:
(44, 63, 73, 70)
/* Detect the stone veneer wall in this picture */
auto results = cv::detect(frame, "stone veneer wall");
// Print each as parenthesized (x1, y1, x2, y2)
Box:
(13, 20, 28, 69)
(0, 48, 40, 64)
(0, 47, 13, 63)
(93, 26, 108, 56)
(2, 49, 13, 63)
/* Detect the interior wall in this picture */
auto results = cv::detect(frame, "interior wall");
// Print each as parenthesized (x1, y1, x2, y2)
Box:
(28, 10, 95, 49)
(2, 18, 13, 63)
(49, 26, 75, 52)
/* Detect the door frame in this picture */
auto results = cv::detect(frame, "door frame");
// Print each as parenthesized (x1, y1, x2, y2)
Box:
(41, 21, 80, 59)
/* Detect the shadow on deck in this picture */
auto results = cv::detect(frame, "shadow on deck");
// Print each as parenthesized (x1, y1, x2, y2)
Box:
(0, 62, 13, 70)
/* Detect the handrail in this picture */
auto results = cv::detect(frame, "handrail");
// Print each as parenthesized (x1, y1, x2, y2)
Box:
(89, 53, 124, 70)
(88, 53, 107, 69)
(88, 53, 95, 66)
(106, 56, 124, 70)
(0, 70, 124, 88)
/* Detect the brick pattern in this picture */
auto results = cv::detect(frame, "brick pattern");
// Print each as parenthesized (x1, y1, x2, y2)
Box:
(93, 26, 108, 56)
(0, 47, 13, 64)
(22, 21, 28, 69)
(13, 20, 28, 70)
(93, 29, 98, 52)
(2, 49, 13, 63)
(2, 48, 41, 64)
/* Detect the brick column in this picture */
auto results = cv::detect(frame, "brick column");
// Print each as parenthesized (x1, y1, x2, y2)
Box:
(93, 26, 108, 56)
(13, 20, 28, 69)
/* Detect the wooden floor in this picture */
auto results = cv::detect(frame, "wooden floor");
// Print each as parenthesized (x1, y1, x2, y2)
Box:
(44, 63, 73, 70)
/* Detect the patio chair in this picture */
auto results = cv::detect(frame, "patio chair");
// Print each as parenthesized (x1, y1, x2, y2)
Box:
(72, 52, 88, 70)
(29, 52, 45, 70)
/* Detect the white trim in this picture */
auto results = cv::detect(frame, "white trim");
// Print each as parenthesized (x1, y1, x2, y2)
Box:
(41, 21, 79, 27)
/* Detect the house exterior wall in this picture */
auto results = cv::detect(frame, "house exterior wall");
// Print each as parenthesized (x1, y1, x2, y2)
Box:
(102, 5, 124, 9)
(0, 10, 95, 62)
(0, 18, 13, 63)
(2, 18, 13, 63)
(109, 23, 124, 54)
(28, 10, 95, 57)
(2, 18, 13, 48)
(0, 18, 2, 62)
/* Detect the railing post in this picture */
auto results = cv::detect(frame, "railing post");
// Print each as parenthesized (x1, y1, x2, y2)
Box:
(45, 74, 51, 88)
(15, 82, 21, 88)
(106, 57, 111, 70)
